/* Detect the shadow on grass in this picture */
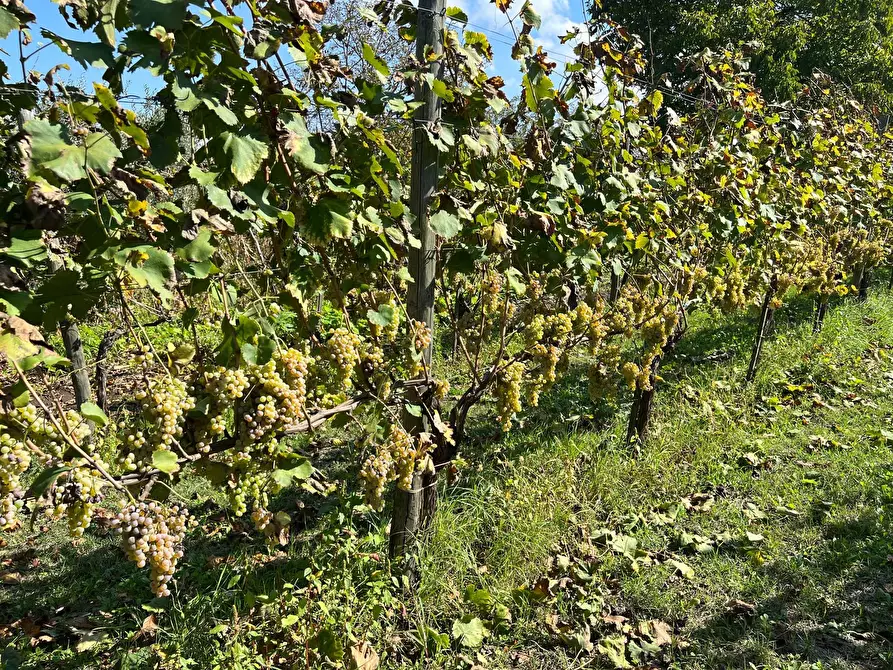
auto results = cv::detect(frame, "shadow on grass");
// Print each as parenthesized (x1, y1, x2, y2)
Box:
(689, 493, 893, 668)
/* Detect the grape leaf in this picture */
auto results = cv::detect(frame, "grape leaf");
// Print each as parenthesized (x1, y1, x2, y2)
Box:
(80, 402, 109, 427)
(25, 119, 121, 182)
(307, 197, 353, 240)
(0, 8, 20, 38)
(362, 42, 389, 82)
(282, 113, 330, 175)
(152, 449, 179, 475)
(451, 616, 486, 648)
(429, 210, 460, 239)
(131, 0, 187, 30)
(367, 303, 396, 327)
(41, 30, 116, 68)
(221, 131, 268, 184)
(25, 465, 72, 500)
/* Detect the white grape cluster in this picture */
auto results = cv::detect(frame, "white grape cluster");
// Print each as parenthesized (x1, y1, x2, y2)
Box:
(0, 404, 96, 531)
(495, 362, 525, 431)
(193, 366, 251, 452)
(228, 468, 269, 516)
(326, 327, 362, 388)
(121, 376, 195, 471)
(3, 405, 90, 462)
(0, 430, 30, 530)
(52, 464, 107, 538)
(407, 319, 432, 376)
(133, 343, 153, 370)
(481, 270, 503, 314)
(526, 344, 561, 407)
(112, 502, 193, 596)
(359, 425, 431, 510)
(251, 505, 272, 532)
(235, 353, 308, 459)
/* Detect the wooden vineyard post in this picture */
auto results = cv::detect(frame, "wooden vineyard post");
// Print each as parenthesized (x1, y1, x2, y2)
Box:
(609, 268, 622, 303)
(389, 0, 444, 568)
(858, 267, 871, 301)
(49, 256, 93, 413)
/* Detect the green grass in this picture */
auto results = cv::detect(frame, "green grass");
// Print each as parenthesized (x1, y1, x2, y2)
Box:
(3, 293, 893, 669)
(416, 293, 893, 669)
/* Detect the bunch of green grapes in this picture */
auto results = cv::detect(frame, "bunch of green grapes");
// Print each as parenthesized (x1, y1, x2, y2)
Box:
(133, 343, 153, 370)
(0, 430, 30, 530)
(627, 305, 680, 390)
(251, 505, 272, 533)
(573, 298, 609, 353)
(620, 361, 641, 390)
(326, 327, 362, 388)
(359, 424, 426, 510)
(250, 505, 286, 547)
(121, 376, 195, 471)
(4, 405, 89, 463)
(360, 345, 392, 396)
(588, 344, 622, 402)
(235, 355, 307, 458)
(192, 366, 251, 453)
(226, 460, 281, 516)
(277, 348, 309, 397)
(112, 502, 193, 596)
(52, 464, 107, 538)
(526, 344, 562, 407)
(407, 319, 432, 376)
(359, 448, 391, 511)
(361, 344, 385, 374)
(719, 267, 747, 313)
(481, 270, 503, 314)
(605, 290, 639, 338)
(495, 361, 525, 431)
(679, 266, 707, 300)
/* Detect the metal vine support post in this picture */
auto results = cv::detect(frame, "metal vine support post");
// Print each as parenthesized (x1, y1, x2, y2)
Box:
(746, 280, 777, 383)
(388, 0, 445, 566)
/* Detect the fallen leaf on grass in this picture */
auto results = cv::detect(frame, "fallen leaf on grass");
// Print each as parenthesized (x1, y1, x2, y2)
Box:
(725, 599, 756, 615)
(645, 619, 672, 646)
(681, 492, 714, 513)
(668, 559, 694, 580)
(602, 614, 627, 627)
(1, 571, 22, 584)
(349, 641, 379, 670)
(134, 614, 157, 641)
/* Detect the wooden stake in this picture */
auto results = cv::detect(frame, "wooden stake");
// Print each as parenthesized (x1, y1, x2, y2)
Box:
(389, 0, 445, 567)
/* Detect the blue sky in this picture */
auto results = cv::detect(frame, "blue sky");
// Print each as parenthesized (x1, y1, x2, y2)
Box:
(0, 0, 160, 98)
(0, 0, 589, 100)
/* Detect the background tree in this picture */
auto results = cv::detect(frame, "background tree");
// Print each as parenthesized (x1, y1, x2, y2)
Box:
(596, 0, 893, 112)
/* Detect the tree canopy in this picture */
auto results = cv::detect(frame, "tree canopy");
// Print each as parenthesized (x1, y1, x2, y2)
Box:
(597, 0, 893, 111)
